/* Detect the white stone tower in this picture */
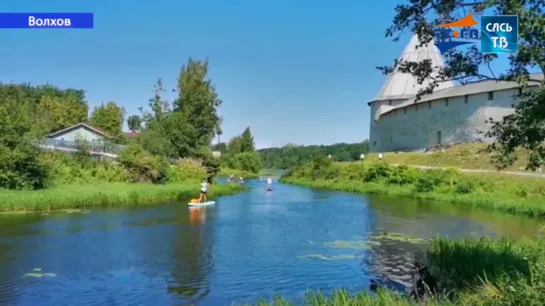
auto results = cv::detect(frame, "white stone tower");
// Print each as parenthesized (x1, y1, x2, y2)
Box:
(368, 34, 455, 152)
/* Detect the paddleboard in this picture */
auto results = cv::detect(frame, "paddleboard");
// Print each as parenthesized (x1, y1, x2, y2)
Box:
(188, 201, 216, 207)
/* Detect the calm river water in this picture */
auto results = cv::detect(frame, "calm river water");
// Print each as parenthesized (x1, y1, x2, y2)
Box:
(1, 179, 543, 305)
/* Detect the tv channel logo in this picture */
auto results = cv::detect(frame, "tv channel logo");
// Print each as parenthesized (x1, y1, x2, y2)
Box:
(433, 13, 518, 54)
(480, 15, 518, 53)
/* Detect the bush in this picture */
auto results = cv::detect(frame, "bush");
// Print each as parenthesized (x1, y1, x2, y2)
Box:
(167, 158, 207, 183)
(340, 163, 366, 181)
(309, 156, 340, 180)
(386, 164, 419, 185)
(414, 169, 460, 192)
(39, 152, 129, 186)
(118, 144, 168, 183)
(455, 179, 476, 194)
(364, 163, 394, 182)
(222, 151, 262, 174)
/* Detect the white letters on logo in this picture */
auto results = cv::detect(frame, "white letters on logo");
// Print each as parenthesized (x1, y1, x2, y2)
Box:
(28, 16, 72, 27)
(491, 36, 509, 49)
(485, 22, 512, 32)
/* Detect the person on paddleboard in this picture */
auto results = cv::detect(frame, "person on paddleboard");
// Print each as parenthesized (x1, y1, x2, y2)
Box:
(199, 180, 208, 203)
(266, 177, 272, 190)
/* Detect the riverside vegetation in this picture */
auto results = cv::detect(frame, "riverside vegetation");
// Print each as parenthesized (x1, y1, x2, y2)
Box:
(247, 236, 545, 305)
(282, 157, 545, 217)
(0, 59, 259, 212)
(264, 157, 545, 304)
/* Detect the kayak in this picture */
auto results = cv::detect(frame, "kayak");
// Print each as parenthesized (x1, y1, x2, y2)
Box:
(188, 201, 215, 206)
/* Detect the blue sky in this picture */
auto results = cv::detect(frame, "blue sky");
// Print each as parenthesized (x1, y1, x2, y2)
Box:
(0, 0, 515, 149)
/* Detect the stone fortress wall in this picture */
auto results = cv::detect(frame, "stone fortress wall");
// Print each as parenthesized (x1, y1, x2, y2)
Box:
(368, 34, 543, 153)
(370, 85, 521, 153)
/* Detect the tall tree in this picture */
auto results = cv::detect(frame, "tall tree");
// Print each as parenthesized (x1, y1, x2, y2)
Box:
(143, 78, 170, 125)
(127, 115, 142, 132)
(39, 94, 88, 132)
(173, 58, 222, 152)
(0, 86, 48, 189)
(89, 101, 125, 140)
(227, 136, 243, 154)
(381, 0, 545, 170)
(240, 126, 255, 152)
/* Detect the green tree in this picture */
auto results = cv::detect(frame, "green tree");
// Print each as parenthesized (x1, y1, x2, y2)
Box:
(381, 1, 545, 170)
(127, 115, 142, 132)
(227, 136, 243, 154)
(240, 126, 255, 152)
(39, 94, 88, 132)
(0, 87, 48, 189)
(142, 78, 170, 125)
(173, 58, 222, 152)
(89, 101, 125, 141)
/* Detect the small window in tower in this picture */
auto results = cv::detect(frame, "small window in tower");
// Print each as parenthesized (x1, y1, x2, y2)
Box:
(428, 102, 431, 109)
(488, 91, 494, 100)
(373, 141, 376, 147)
(464, 95, 469, 104)
(511, 104, 515, 108)
(394, 109, 397, 116)
(404, 107, 407, 114)
(388, 100, 392, 106)
(518, 87, 523, 95)
(445, 98, 449, 106)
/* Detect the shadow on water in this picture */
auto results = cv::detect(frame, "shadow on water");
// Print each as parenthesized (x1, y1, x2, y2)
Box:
(0, 180, 544, 305)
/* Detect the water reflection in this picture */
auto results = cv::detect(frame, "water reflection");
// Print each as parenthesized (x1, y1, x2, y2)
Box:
(167, 205, 213, 304)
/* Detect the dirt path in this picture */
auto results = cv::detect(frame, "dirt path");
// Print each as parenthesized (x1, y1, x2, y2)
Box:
(392, 164, 545, 178)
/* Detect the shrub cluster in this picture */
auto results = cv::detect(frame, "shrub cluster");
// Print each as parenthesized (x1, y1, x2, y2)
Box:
(284, 159, 484, 195)
(33, 144, 212, 188)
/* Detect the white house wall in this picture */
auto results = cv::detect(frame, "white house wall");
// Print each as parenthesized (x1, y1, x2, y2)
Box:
(51, 126, 105, 143)
(369, 88, 521, 152)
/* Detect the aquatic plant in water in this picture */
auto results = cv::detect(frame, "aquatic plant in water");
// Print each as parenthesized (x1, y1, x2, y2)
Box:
(297, 254, 359, 261)
(24, 268, 56, 278)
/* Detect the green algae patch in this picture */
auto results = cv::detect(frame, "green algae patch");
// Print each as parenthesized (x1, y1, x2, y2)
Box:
(24, 268, 56, 278)
(324, 240, 376, 250)
(297, 254, 358, 261)
(372, 232, 427, 244)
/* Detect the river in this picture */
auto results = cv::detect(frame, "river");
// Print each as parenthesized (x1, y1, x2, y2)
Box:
(0, 178, 543, 305)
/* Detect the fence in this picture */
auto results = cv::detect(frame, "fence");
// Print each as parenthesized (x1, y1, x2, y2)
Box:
(37, 139, 126, 159)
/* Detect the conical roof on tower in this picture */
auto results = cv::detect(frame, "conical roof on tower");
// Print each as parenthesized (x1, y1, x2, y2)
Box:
(370, 34, 455, 104)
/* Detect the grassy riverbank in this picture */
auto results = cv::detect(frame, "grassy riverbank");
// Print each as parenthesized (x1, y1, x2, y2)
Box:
(0, 182, 246, 213)
(281, 158, 545, 217)
(249, 236, 545, 305)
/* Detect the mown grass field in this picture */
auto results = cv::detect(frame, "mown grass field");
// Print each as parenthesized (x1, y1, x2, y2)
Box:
(0, 182, 246, 213)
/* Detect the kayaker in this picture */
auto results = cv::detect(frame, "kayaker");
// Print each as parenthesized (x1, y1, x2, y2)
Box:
(266, 177, 272, 190)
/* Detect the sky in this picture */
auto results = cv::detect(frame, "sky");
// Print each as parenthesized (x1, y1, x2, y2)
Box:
(0, 0, 515, 149)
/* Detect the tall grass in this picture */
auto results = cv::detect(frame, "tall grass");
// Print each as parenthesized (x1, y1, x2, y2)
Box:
(248, 237, 545, 305)
(281, 158, 545, 217)
(0, 182, 245, 212)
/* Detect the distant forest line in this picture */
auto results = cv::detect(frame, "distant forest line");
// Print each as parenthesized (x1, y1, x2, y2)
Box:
(212, 140, 369, 170)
